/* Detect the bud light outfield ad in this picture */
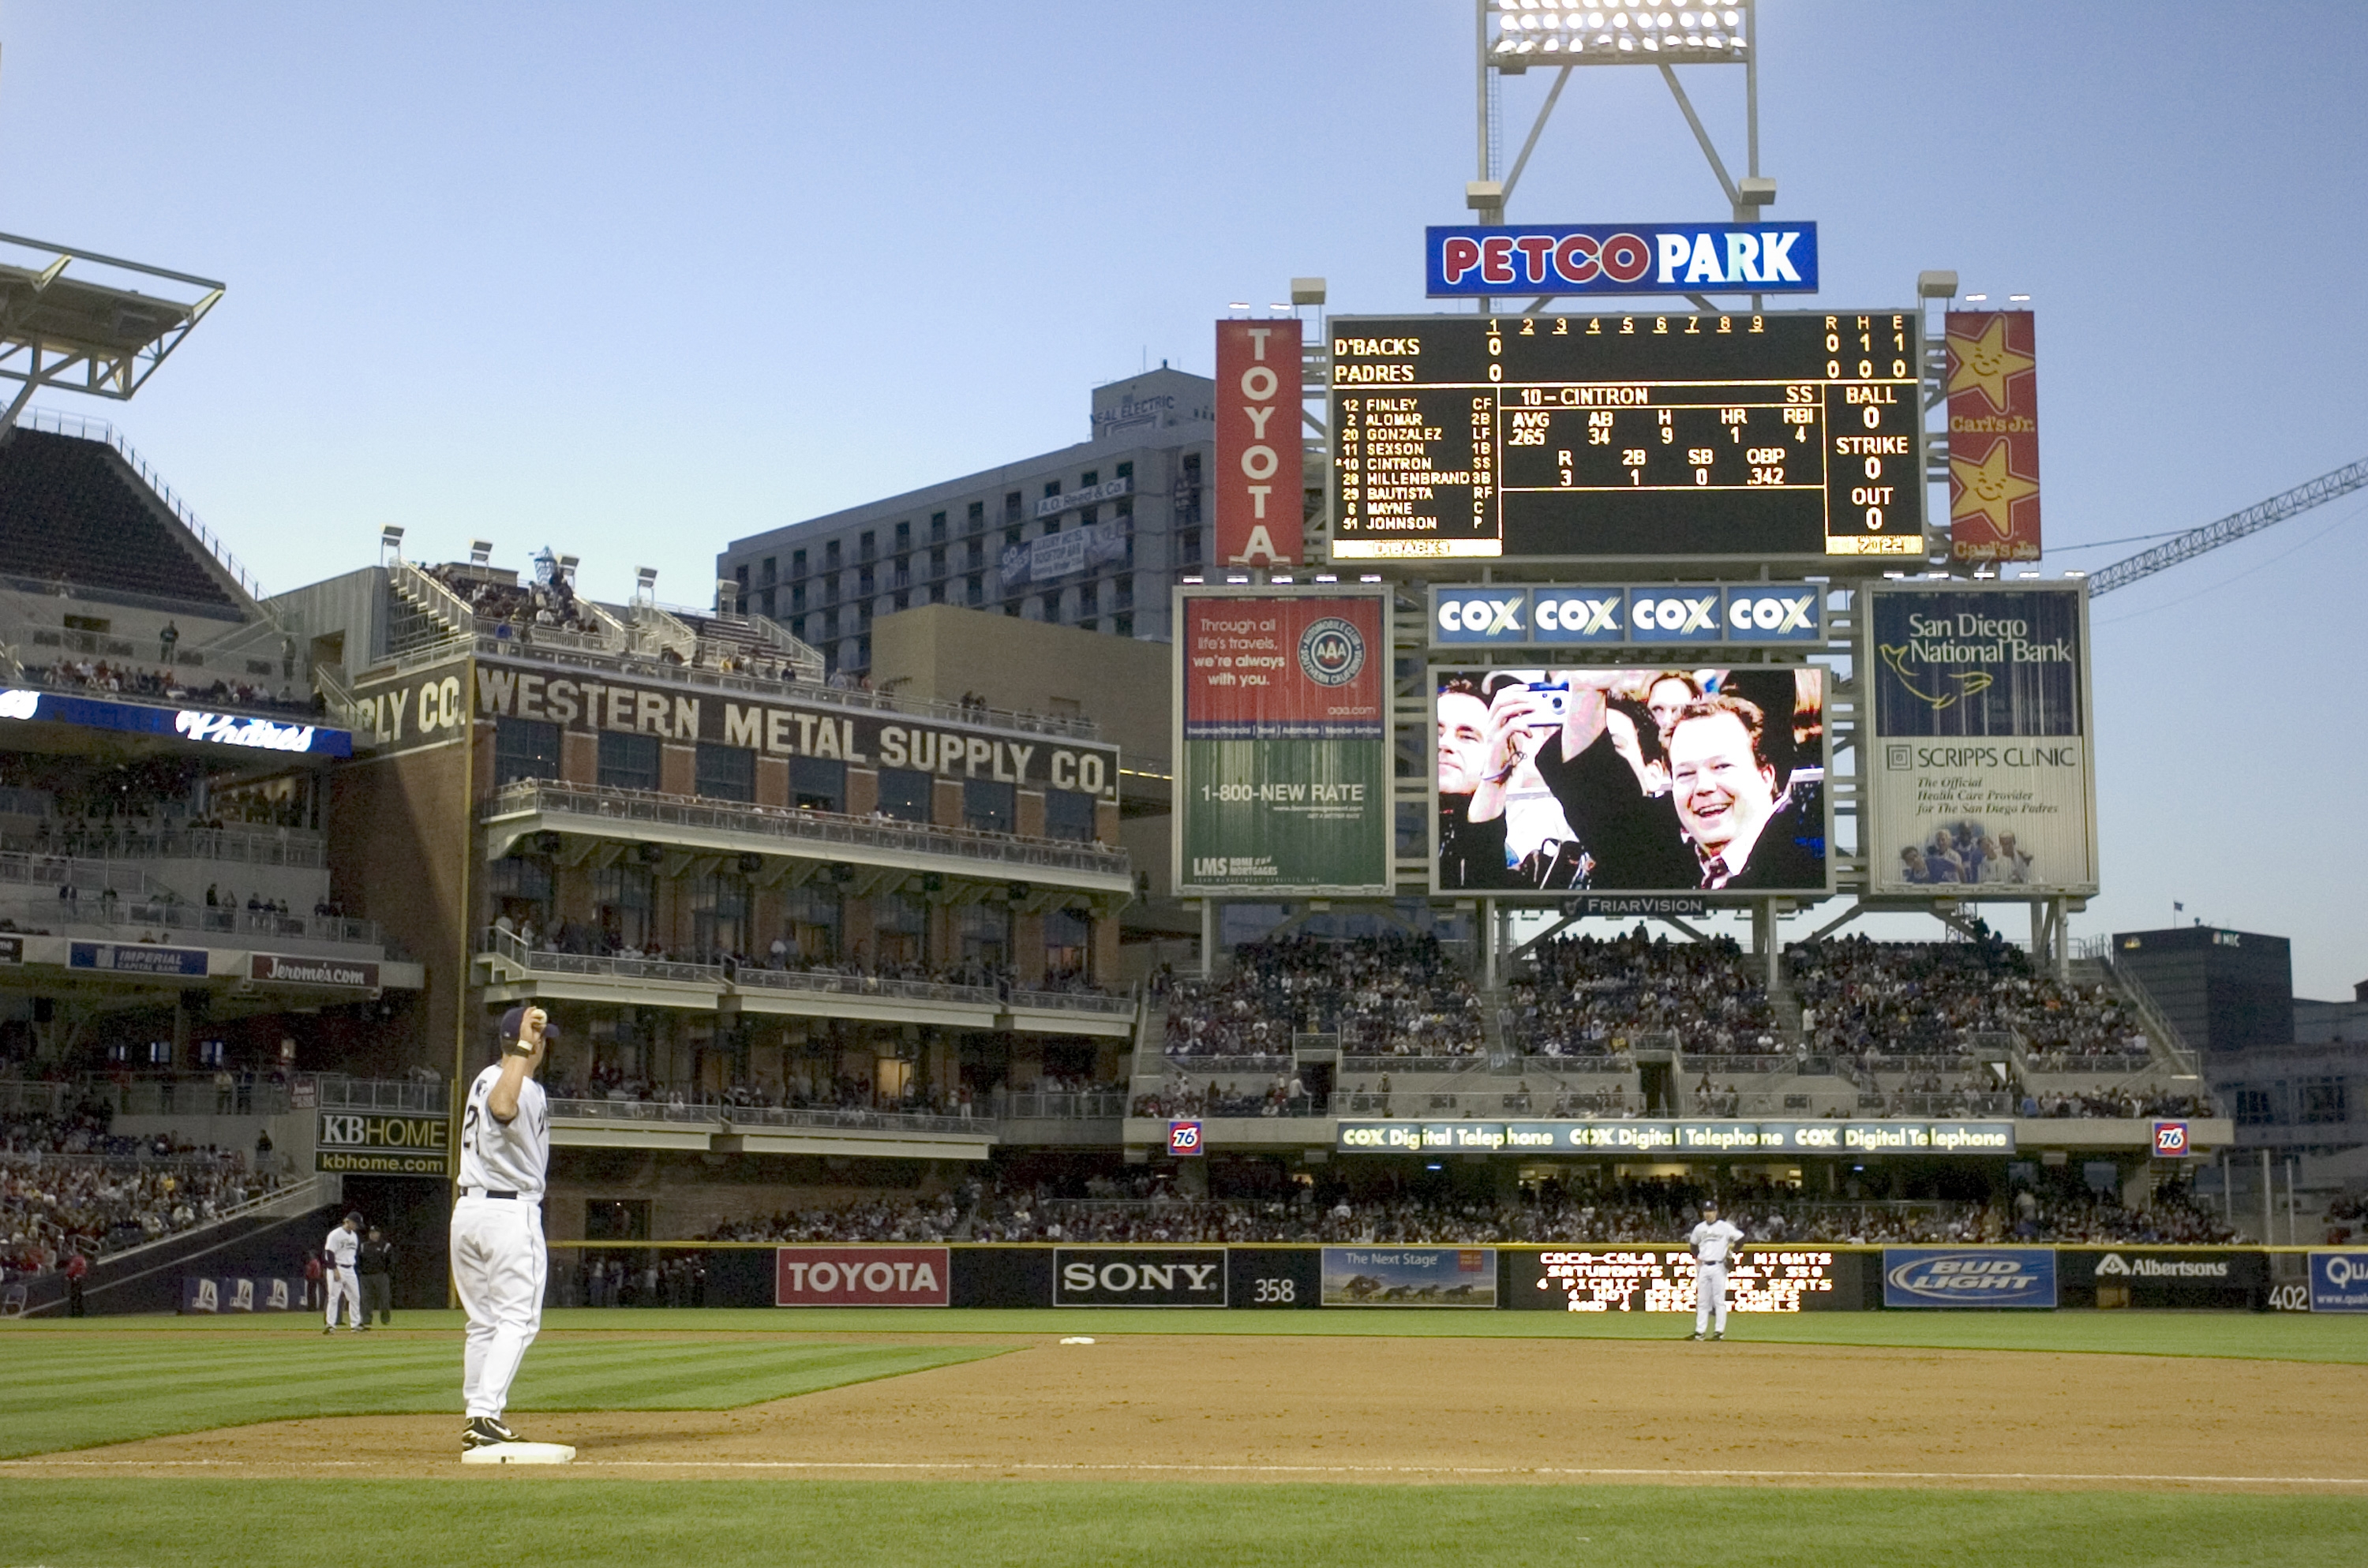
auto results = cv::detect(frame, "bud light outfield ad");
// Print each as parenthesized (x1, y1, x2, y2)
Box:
(1864, 582, 2098, 896)
(1175, 588, 1391, 895)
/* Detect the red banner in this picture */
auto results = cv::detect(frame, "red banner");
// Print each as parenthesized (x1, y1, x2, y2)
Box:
(1214, 318, 1304, 567)
(774, 1247, 950, 1307)
(1946, 310, 2041, 563)
(1180, 593, 1385, 739)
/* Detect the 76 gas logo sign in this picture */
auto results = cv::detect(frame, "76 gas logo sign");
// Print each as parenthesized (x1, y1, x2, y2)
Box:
(2153, 1121, 2190, 1158)
(1167, 1121, 1204, 1157)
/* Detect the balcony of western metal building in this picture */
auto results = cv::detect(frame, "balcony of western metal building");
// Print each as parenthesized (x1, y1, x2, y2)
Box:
(478, 778, 1135, 908)
(474, 928, 1139, 1038)
(545, 1095, 995, 1161)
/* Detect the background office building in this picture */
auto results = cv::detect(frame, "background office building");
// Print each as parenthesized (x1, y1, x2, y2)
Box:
(719, 369, 1216, 678)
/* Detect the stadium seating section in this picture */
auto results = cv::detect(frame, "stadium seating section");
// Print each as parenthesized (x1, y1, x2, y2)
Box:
(0, 430, 238, 608)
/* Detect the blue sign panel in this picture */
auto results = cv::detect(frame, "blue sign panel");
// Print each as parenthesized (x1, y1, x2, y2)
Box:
(2309, 1251, 2368, 1312)
(0, 689, 351, 758)
(69, 942, 211, 978)
(1429, 586, 1823, 648)
(1426, 223, 1819, 298)
(1883, 1248, 2057, 1309)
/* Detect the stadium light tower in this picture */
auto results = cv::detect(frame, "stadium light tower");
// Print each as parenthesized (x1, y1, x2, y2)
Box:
(0, 231, 223, 435)
(1471, 0, 1764, 309)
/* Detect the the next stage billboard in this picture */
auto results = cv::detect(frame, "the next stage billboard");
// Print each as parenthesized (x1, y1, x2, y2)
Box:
(1863, 580, 2097, 897)
(1175, 586, 1392, 896)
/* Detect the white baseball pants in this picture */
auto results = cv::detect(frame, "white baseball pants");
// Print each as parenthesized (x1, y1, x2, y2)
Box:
(1695, 1259, 1729, 1335)
(324, 1266, 362, 1329)
(451, 1196, 546, 1420)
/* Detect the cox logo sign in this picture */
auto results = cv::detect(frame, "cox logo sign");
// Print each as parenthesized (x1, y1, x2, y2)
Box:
(1725, 589, 1819, 640)
(2153, 1120, 2190, 1158)
(1531, 592, 1624, 642)
(1628, 591, 1721, 640)
(1435, 592, 1525, 641)
(1167, 1120, 1204, 1157)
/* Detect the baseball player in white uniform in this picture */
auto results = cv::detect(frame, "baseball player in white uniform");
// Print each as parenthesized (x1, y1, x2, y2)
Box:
(1687, 1199, 1744, 1341)
(322, 1212, 365, 1333)
(451, 1005, 565, 1457)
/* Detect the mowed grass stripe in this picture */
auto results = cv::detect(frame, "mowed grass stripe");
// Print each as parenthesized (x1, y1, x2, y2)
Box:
(0, 1342, 1002, 1458)
(0, 1480, 2362, 1568)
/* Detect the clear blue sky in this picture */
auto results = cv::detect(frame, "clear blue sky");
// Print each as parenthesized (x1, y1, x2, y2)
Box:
(3, 2, 2360, 996)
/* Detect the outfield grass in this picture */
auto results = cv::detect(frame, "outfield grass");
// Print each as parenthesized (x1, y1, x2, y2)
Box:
(0, 1335, 1002, 1460)
(10, 1306, 2362, 1362)
(0, 1480, 2358, 1567)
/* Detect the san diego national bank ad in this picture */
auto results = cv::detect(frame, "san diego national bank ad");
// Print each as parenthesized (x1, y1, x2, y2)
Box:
(1866, 582, 2096, 896)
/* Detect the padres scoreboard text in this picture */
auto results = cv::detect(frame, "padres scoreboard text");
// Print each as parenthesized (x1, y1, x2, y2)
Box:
(1329, 312, 1926, 563)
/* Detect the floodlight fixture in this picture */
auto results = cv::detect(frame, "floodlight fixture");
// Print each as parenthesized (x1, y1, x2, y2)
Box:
(469, 540, 494, 566)
(1917, 271, 1960, 299)
(379, 526, 406, 564)
(556, 553, 580, 582)
(1489, 0, 1752, 65)
(1736, 176, 1776, 208)
(1965, 294, 1988, 303)
(1465, 180, 1504, 211)
(1290, 277, 1327, 306)
(2008, 294, 2031, 303)
(0, 230, 224, 434)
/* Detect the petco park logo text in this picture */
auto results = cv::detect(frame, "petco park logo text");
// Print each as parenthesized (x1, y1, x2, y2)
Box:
(1426, 223, 1819, 297)
(774, 1247, 949, 1307)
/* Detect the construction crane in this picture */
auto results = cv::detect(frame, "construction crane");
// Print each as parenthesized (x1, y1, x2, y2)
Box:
(2087, 455, 2368, 597)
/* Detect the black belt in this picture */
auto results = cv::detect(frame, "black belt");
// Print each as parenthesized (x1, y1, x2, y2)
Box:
(459, 1188, 520, 1199)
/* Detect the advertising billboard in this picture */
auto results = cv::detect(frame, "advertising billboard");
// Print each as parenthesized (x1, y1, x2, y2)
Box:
(1946, 309, 2041, 564)
(1176, 586, 1392, 895)
(1882, 1248, 2058, 1308)
(1328, 311, 1924, 563)
(1513, 1249, 1854, 1313)
(1432, 664, 1827, 897)
(774, 1248, 950, 1307)
(1334, 1119, 2011, 1157)
(1054, 1248, 1228, 1307)
(2309, 1251, 2368, 1313)
(1429, 583, 1823, 649)
(1425, 223, 1819, 298)
(1321, 1246, 1497, 1308)
(1214, 317, 1303, 567)
(1863, 581, 2096, 897)
(314, 1112, 450, 1177)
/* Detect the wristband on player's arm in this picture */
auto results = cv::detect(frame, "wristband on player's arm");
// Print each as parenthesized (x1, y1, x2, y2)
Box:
(502, 1037, 535, 1058)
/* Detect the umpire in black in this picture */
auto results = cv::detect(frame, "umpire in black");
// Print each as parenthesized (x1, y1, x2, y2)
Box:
(358, 1224, 396, 1327)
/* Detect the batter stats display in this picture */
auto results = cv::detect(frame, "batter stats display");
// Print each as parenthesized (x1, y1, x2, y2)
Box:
(1330, 311, 1925, 563)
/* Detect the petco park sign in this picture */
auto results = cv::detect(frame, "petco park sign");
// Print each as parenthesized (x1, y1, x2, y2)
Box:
(1426, 223, 1818, 297)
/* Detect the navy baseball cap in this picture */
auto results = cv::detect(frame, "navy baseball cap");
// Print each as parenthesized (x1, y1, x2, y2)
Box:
(498, 1005, 559, 1048)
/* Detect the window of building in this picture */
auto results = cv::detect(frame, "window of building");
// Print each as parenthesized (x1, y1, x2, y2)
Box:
(1178, 452, 1203, 523)
(1037, 593, 1058, 621)
(894, 521, 911, 552)
(1002, 492, 1022, 522)
(1077, 619, 1096, 633)
(1078, 581, 1099, 615)
(1043, 906, 1091, 982)
(894, 591, 909, 612)
(757, 587, 775, 619)
(1005, 601, 1022, 617)
(691, 873, 751, 956)
(1081, 470, 1098, 488)
(1043, 480, 1062, 500)
(965, 575, 983, 607)
(929, 547, 946, 578)
(1044, 788, 1096, 843)
(825, 539, 842, 569)
(695, 742, 755, 803)
(790, 756, 846, 813)
(963, 778, 1015, 835)
(860, 530, 876, 562)
(957, 904, 1010, 969)
(1115, 461, 1132, 480)
(876, 766, 931, 822)
(733, 563, 749, 590)
(790, 583, 807, 613)
(762, 556, 777, 583)
(2301, 1079, 2348, 1125)
(859, 565, 875, 596)
(1080, 505, 1097, 527)
(598, 732, 661, 792)
(1178, 528, 1203, 564)
(197, 1038, 225, 1067)
(1112, 612, 1133, 638)
(930, 584, 946, 605)
(965, 540, 984, 571)
(874, 892, 927, 965)
(1005, 526, 1024, 551)
(856, 633, 871, 668)
(938, 509, 955, 537)
(594, 864, 655, 950)
(490, 854, 553, 930)
(494, 717, 563, 786)
(1040, 516, 1061, 540)
(1115, 574, 1133, 609)
(781, 885, 841, 963)
(792, 548, 808, 578)
(2234, 1087, 2276, 1125)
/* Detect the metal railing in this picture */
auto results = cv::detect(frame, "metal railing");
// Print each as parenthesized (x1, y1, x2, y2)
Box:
(2, 825, 327, 870)
(733, 962, 997, 1009)
(0, 895, 380, 949)
(725, 1103, 986, 1136)
(1007, 988, 1134, 1017)
(483, 777, 1130, 879)
(1338, 1053, 1492, 1074)
(549, 1097, 721, 1127)
(309, 1075, 448, 1113)
(1155, 1053, 1293, 1076)
(483, 929, 1014, 1011)
(999, 1091, 1126, 1120)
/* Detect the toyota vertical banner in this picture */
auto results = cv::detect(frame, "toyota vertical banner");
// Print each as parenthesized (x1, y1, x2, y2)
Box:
(1214, 317, 1302, 567)
(1175, 585, 1392, 895)
(1864, 579, 2097, 897)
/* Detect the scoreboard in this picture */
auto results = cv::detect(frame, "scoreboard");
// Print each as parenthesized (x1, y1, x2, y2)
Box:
(1329, 311, 1927, 565)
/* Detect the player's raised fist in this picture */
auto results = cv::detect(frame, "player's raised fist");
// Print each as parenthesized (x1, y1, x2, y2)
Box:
(521, 1007, 548, 1046)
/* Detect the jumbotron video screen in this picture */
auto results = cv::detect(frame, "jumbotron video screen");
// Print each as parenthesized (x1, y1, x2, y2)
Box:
(1329, 311, 1926, 563)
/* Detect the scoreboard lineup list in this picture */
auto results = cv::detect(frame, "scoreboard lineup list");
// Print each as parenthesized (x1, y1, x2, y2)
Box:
(1329, 312, 1926, 562)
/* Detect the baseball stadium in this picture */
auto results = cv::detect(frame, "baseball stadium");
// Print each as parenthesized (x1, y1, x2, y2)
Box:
(2, 5, 2366, 1566)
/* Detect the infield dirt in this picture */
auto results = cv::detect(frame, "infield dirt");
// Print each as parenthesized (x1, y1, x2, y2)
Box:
(10, 1334, 2364, 1491)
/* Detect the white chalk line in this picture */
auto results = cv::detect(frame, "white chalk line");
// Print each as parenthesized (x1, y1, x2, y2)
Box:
(6, 1457, 2365, 1485)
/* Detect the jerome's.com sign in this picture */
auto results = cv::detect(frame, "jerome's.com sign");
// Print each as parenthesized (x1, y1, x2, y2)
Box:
(1883, 1248, 2057, 1309)
(1054, 1248, 1227, 1308)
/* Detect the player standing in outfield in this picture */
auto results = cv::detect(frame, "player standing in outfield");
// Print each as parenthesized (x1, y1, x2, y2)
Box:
(1687, 1199, 1744, 1342)
(321, 1211, 364, 1334)
(452, 1005, 562, 1456)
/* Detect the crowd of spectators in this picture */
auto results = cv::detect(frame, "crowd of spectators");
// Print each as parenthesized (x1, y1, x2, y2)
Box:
(545, 1065, 980, 1121)
(683, 1172, 2236, 1248)
(1163, 935, 1482, 1061)
(555, 1253, 714, 1308)
(500, 917, 1104, 998)
(2323, 1192, 2368, 1246)
(0, 1111, 290, 1281)
(1504, 930, 1774, 1058)
(426, 561, 604, 638)
(1132, 1070, 1318, 1121)
(1790, 935, 2149, 1061)
(18, 659, 317, 718)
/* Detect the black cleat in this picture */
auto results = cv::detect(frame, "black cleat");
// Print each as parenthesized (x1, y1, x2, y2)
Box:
(1687, 1331, 1703, 1340)
(322, 1327, 333, 1335)
(1712, 1332, 1725, 1341)
(463, 1416, 521, 1450)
